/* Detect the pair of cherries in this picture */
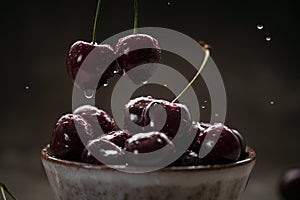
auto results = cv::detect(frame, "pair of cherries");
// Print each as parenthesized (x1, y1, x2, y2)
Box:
(49, 96, 247, 166)
(66, 34, 161, 90)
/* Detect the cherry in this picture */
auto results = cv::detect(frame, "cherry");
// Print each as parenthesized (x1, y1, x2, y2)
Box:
(81, 138, 125, 165)
(115, 34, 161, 84)
(199, 123, 241, 164)
(50, 114, 93, 160)
(189, 122, 211, 153)
(74, 105, 118, 136)
(171, 150, 203, 167)
(231, 128, 248, 160)
(124, 96, 192, 139)
(66, 41, 118, 90)
(280, 168, 300, 200)
(125, 132, 175, 166)
(125, 132, 173, 153)
(100, 130, 131, 148)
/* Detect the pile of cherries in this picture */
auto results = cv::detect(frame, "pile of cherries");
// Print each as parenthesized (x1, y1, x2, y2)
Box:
(50, 25, 248, 166)
(49, 96, 248, 166)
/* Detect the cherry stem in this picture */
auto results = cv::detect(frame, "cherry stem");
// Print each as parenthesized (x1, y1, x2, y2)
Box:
(172, 45, 210, 103)
(0, 183, 17, 200)
(92, 0, 102, 43)
(133, 0, 138, 34)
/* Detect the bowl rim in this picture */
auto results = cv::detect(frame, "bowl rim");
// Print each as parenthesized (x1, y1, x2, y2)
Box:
(41, 145, 256, 172)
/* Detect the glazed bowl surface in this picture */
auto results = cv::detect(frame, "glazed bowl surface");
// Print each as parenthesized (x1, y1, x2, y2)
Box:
(41, 146, 256, 200)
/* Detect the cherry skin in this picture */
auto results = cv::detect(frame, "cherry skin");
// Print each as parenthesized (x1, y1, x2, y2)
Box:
(66, 41, 118, 90)
(199, 123, 241, 164)
(81, 138, 125, 165)
(280, 168, 300, 200)
(124, 96, 192, 139)
(171, 150, 203, 167)
(115, 34, 161, 84)
(50, 114, 94, 161)
(189, 122, 211, 154)
(125, 132, 173, 153)
(231, 128, 248, 160)
(125, 132, 175, 166)
(74, 105, 118, 137)
(100, 130, 131, 148)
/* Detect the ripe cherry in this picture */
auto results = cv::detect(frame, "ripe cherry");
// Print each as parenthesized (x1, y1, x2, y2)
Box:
(50, 114, 93, 160)
(74, 105, 118, 137)
(81, 138, 125, 165)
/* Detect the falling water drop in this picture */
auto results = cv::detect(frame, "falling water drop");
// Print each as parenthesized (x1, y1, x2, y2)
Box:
(142, 81, 148, 84)
(25, 86, 29, 90)
(201, 106, 205, 109)
(84, 89, 95, 99)
(167, 2, 171, 5)
(103, 83, 108, 87)
(257, 24, 264, 30)
(266, 36, 272, 42)
(270, 101, 275, 105)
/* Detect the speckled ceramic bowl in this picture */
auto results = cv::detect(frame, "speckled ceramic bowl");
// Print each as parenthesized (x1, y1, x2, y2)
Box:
(41, 146, 256, 200)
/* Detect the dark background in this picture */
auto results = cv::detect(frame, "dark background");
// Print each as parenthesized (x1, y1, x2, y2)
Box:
(0, 0, 299, 199)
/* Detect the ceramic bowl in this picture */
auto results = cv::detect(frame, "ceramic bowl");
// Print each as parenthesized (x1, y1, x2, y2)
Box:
(41, 146, 256, 200)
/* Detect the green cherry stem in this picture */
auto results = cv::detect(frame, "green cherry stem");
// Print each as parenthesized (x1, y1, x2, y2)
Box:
(133, 0, 138, 34)
(0, 183, 17, 200)
(92, 0, 102, 43)
(0, 185, 6, 200)
(172, 45, 210, 103)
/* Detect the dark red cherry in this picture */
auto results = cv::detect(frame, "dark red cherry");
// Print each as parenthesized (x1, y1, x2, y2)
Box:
(171, 150, 203, 167)
(124, 96, 192, 139)
(50, 114, 93, 160)
(280, 168, 300, 200)
(66, 41, 118, 90)
(125, 132, 175, 166)
(100, 130, 131, 148)
(231, 128, 248, 160)
(200, 123, 241, 164)
(115, 34, 161, 84)
(74, 105, 118, 136)
(81, 138, 125, 165)
(189, 122, 211, 153)
(125, 132, 173, 153)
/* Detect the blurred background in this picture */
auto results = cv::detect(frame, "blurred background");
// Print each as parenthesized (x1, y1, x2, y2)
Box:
(0, 0, 299, 199)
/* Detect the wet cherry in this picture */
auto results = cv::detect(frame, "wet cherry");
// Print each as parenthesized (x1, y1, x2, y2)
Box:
(66, 41, 118, 90)
(199, 123, 241, 164)
(124, 96, 192, 139)
(115, 34, 161, 84)
(50, 114, 93, 160)
(100, 130, 131, 148)
(74, 105, 118, 137)
(81, 138, 125, 165)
